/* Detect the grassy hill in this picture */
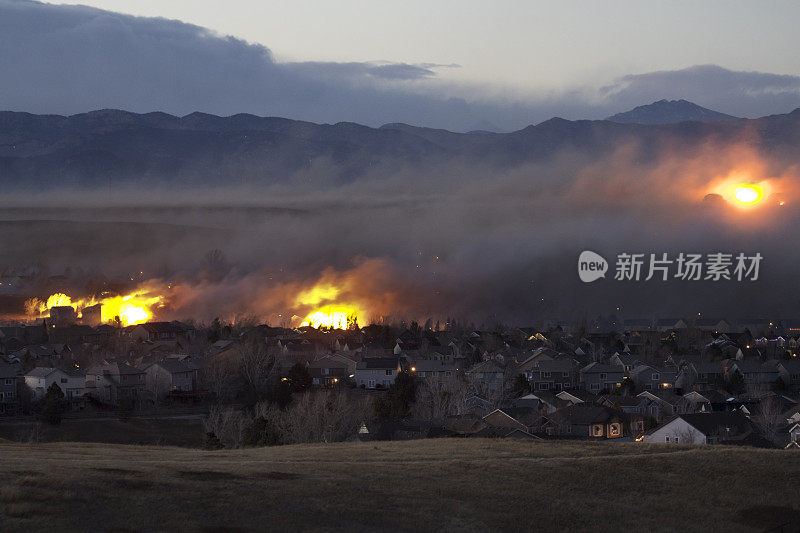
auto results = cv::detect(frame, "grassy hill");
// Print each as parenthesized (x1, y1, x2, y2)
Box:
(0, 439, 798, 531)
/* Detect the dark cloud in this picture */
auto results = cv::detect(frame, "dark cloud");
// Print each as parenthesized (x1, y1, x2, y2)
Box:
(0, 0, 522, 131)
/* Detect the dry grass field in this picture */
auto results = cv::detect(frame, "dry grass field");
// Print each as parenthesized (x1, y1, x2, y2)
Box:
(0, 438, 798, 532)
(0, 417, 204, 447)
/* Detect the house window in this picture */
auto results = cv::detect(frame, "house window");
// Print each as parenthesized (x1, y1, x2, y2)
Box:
(665, 436, 670, 443)
(600, 373, 607, 379)
(542, 372, 551, 378)
(385, 370, 392, 376)
(322, 368, 329, 375)
(562, 372, 569, 378)
(4, 391, 13, 399)
(539, 383, 549, 390)
(590, 384, 600, 391)
(673, 437, 678, 443)
(4, 379, 12, 385)
(652, 373, 660, 380)
(61, 378, 68, 383)
(592, 425, 603, 436)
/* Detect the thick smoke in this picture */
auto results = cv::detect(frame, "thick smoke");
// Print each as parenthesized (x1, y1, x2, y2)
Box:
(1, 129, 799, 326)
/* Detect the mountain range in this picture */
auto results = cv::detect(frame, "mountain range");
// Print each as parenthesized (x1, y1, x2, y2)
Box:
(0, 101, 797, 189)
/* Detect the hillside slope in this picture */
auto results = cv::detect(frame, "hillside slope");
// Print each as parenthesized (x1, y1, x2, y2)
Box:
(0, 439, 797, 531)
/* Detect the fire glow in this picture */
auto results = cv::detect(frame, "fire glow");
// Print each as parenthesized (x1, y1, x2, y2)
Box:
(295, 283, 364, 329)
(26, 285, 167, 326)
(732, 183, 763, 205)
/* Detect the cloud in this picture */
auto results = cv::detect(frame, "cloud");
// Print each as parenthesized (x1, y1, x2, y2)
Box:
(0, 0, 514, 131)
(1, 1, 799, 132)
(602, 65, 800, 118)
(284, 61, 459, 82)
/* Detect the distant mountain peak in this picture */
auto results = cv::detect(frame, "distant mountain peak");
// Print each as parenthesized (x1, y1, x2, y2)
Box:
(606, 99, 739, 125)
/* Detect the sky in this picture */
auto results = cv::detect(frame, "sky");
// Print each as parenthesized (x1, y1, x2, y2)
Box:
(50, 0, 800, 90)
(3, 0, 800, 130)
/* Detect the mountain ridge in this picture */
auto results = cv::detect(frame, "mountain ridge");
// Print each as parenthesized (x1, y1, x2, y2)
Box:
(606, 99, 740, 124)
(0, 106, 798, 189)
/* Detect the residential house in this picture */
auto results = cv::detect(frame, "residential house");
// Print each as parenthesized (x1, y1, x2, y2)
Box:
(623, 318, 653, 332)
(24, 367, 85, 402)
(480, 408, 528, 433)
(637, 390, 682, 421)
(555, 389, 598, 405)
(144, 360, 198, 400)
(511, 391, 569, 415)
(629, 364, 677, 392)
(641, 411, 769, 446)
(85, 362, 147, 405)
(695, 318, 731, 333)
(609, 352, 640, 372)
(308, 357, 349, 387)
(465, 359, 506, 393)
(525, 358, 576, 392)
(692, 361, 729, 390)
(128, 322, 179, 344)
(356, 357, 401, 389)
(777, 360, 800, 392)
(737, 319, 777, 336)
(0, 362, 20, 415)
(410, 359, 456, 381)
(731, 359, 780, 387)
(545, 403, 634, 439)
(579, 362, 627, 393)
(656, 318, 688, 332)
(600, 395, 661, 421)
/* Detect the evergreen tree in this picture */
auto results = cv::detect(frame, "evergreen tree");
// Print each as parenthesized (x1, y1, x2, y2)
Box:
(40, 382, 66, 425)
(375, 372, 418, 418)
(287, 363, 313, 392)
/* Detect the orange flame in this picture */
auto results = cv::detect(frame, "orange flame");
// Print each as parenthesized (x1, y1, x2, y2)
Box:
(29, 284, 167, 326)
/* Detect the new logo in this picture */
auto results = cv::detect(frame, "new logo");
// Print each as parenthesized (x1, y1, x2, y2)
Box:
(578, 251, 608, 282)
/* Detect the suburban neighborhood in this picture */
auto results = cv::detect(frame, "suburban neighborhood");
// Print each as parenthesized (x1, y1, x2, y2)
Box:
(0, 313, 798, 450)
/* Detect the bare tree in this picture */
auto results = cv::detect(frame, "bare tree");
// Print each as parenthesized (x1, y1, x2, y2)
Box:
(238, 340, 276, 396)
(202, 356, 237, 402)
(676, 424, 702, 444)
(412, 376, 471, 420)
(751, 393, 783, 444)
(255, 391, 371, 444)
(203, 405, 250, 448)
